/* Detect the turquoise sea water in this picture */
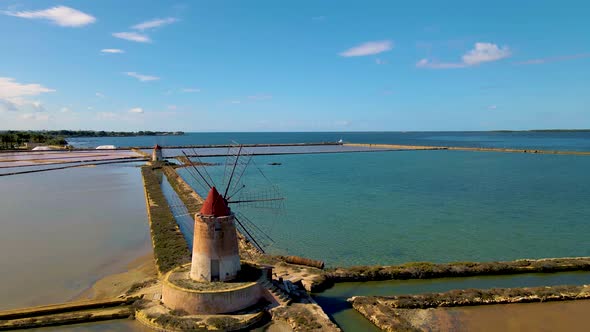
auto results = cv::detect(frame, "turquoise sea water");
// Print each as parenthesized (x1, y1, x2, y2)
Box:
(179, 150, 590, 267)
(68, 131, 590, 151)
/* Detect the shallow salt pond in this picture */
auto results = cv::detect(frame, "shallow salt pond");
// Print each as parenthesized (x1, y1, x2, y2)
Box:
(0, 163, 150, 310)
(313, 271, 590, 331)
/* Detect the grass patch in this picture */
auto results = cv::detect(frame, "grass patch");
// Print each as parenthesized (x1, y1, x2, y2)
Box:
(142, 166, 191, 275)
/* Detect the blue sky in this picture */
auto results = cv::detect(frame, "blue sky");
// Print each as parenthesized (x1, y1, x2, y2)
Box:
(1, 0, 589, 131)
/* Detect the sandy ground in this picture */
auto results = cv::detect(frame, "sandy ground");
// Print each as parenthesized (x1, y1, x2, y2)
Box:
(75, 252, 157, 301)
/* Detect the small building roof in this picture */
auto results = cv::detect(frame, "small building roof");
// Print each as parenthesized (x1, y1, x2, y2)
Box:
(96, 145, 116, 150)
(154, 144, 162, 150)
(200, 187, 230, 217)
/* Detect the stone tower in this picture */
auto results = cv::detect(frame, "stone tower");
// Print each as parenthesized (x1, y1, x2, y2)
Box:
(190, 187, 241, 282)
(152, 144, 163, 162)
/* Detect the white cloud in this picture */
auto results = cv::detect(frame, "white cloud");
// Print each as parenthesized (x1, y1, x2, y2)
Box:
(0, 99, 17, 112)
(230, 100, 241, 104)
(248, 94, 272, 101)
(0, 77, 54, 111)
(487, 105, 498, 110)
(182, 88, 200, 93)
(167, 105, 177, 110)
(124, 72, 160, 82)
(132, 17, 177, 31)
(101, 48, 124, 54)
(95, 92, 105, 98)
(339, 40, 393, 57)
(462, 43, 511, 65)
(417, 42, 510, 69)
(87, 106, 93, 110)
(375, 58, 387, 65)
(129, 107, 144, 114)
(0, 77, 55, 99)
(60, 107, 70, 113)
(3, 6, 96, 27)
(112, 32, 151, 43)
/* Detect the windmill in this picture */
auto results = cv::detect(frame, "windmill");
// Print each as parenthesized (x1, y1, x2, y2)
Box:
(180, 143, 285, 254)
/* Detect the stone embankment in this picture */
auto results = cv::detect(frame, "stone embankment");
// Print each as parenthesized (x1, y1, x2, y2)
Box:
(349, 285, 590, 331)
(320, 257, 590, 287)
(345, 143, 590, 155)
(0, 298, 135, 330)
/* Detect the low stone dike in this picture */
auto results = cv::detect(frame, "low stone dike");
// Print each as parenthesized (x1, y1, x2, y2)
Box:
(344, 143, 590, 156)
(320, 257, 590, 288)
(161, 165, 203, 214)
(0, 298, 134, 330)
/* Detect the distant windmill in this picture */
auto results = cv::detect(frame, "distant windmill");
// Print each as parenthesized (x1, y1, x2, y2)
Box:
(180, 143, 285, 254)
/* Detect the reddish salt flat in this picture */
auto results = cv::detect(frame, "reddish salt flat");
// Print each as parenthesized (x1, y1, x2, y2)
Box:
(0, 150, 144, 168)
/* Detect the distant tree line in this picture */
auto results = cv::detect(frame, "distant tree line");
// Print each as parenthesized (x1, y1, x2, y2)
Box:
(0, 130, 184, 150)
(0, 131, 67, 149)
(39, 130, 184, 137)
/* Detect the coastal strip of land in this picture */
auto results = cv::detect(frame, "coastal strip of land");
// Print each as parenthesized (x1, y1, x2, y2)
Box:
(345, 143, 590, 155)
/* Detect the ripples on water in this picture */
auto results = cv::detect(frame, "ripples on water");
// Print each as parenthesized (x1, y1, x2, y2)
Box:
(179, 150, 590, 267)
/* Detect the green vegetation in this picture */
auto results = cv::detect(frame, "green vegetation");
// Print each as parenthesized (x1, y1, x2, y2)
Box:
(141, 166, 191, 274)
(0, 131, 68, 149)
(206, 317, 241, 330)
(325, 257, 590, 283)
(0, 130, 184, 150)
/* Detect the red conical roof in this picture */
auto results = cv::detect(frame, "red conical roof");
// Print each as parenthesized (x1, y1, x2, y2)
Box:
(154, 144, 162, 150)
(200, 187, 230, 217)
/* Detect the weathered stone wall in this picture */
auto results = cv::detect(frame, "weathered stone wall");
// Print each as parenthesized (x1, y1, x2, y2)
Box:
(162, 278, 264, 314)
(190, 214, 241, 282)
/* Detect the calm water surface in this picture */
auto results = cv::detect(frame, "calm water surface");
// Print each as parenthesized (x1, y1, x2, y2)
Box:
(179, 150, 590, 266)
(69, 131, 590, 151)
(0, 163, 150, 310)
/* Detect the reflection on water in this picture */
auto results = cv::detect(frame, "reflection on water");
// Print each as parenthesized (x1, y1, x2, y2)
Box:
(0, 163, 150, 310)
(313, 272, 590, 332)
